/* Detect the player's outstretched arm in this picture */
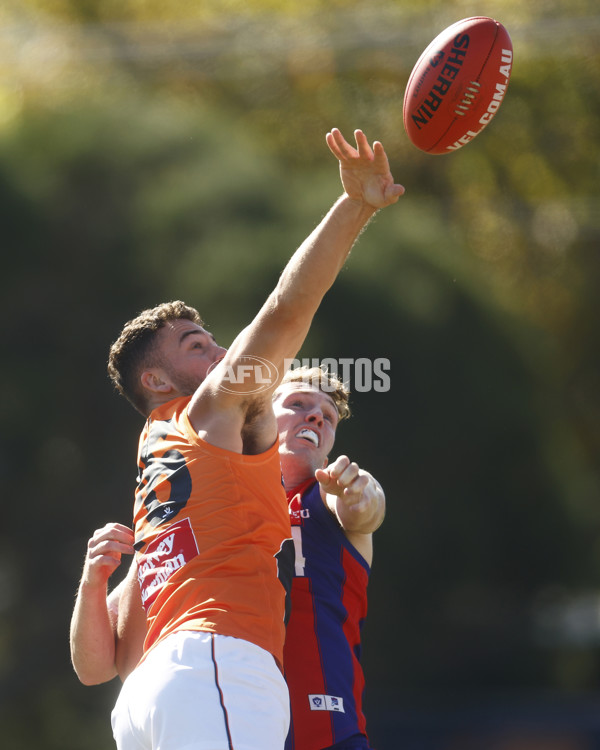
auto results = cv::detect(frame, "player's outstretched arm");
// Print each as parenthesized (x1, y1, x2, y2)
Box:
(316, 454, 385, 553)
(191, 130, 404, 427)
(262, 129, 404, 351)
(69, 523, 134, 685)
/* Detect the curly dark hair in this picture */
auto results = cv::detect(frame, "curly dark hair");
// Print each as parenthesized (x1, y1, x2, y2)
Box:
(107, 300, 203, 416)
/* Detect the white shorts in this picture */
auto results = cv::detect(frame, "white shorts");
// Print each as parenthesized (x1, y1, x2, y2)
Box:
(111, 631, 289, 750)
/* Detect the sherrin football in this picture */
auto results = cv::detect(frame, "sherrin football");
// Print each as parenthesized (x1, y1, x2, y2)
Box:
(403, 16, 513, 154)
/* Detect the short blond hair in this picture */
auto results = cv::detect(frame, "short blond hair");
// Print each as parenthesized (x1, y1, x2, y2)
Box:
(279, 365, 351, 421)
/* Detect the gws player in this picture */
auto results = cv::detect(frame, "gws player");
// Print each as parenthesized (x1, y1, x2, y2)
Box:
(70, 129, 402, 750)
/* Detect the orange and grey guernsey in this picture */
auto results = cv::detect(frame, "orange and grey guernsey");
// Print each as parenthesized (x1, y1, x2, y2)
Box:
(132, 396, 294, 670)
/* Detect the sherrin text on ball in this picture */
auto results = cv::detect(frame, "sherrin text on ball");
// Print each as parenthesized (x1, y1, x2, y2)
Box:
(403, 16, 513, 154)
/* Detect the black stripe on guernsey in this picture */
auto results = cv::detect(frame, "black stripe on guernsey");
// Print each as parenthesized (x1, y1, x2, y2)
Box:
(210, 634, 234, 750)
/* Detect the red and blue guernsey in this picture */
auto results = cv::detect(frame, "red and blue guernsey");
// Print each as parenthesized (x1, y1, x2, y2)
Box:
(284, 479, 372, 750)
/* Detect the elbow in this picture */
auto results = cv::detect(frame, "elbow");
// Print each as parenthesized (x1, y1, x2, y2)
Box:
(71, 661, 100, 686)
(74, 667, 114, 686)
(71, 654, 116, 686)
(77, 672, 102, 687)
(72, 664, 97, 686)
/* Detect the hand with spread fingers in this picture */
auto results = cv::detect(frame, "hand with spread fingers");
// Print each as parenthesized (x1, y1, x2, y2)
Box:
(326, 128, 405, 210)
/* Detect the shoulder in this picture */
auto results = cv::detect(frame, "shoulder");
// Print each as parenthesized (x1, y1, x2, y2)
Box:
(186, 382, 277, 455)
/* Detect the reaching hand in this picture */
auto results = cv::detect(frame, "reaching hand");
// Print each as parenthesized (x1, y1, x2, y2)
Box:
(316, 455, 380, 515)
(326, 128, 405, 210)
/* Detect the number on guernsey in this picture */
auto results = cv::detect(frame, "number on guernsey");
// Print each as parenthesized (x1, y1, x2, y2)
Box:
(291, 527, 306, 576)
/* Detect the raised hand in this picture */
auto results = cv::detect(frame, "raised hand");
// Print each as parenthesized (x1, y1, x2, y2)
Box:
(326, 128, 405, 210)
(316, 455, 382, 516)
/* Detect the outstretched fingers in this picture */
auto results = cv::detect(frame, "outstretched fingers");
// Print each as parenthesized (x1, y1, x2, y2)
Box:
(326, 128, 357, 161)
(327, 127, 405, 207)
(327, 128, 375, 164)
(353, 130, 374, 160)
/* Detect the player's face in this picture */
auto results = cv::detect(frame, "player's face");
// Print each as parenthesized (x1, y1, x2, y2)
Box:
(155, 319, 227, 395)
(273, 383, 339, 471)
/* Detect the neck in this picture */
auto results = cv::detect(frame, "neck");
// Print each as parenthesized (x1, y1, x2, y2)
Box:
(280, 454, 315, 492)
(146, 391, 182, 415)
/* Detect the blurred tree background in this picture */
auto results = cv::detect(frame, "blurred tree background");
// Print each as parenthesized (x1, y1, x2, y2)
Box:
(1, 0, 599, 748)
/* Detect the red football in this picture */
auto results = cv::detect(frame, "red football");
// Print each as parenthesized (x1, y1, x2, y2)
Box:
(403, 16, 513, 154)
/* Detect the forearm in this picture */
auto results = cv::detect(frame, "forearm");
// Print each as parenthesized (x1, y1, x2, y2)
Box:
(232, 194, 377, 372)
(273, 194, 376, 320)
(70, 581, 118, 685)
(222, 194, 378, 389)
(279, 126, 402, 318)
(210, 128, 403, 399)
(203, 130, 402, 401)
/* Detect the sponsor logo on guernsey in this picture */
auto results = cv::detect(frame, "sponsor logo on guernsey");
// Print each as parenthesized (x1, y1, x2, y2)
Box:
(289, 494, 310, 526)
(308, 694, 345, 713)
(137, 517, 199, 611)
(411, 33, 470, 129)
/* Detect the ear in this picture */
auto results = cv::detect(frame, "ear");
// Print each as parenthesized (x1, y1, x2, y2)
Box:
(140, 369, 173, 395)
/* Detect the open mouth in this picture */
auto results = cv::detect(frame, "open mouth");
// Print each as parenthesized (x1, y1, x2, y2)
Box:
(296, 428, 319, 447)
